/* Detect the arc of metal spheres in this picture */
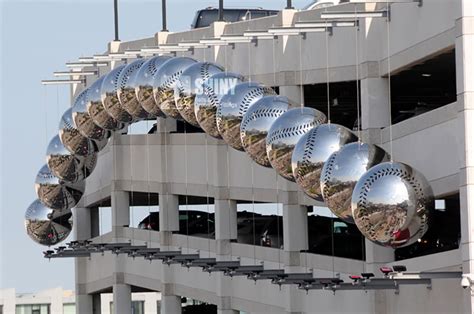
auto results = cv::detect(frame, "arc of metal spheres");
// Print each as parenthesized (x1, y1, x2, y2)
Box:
(27, 56, 434, 249)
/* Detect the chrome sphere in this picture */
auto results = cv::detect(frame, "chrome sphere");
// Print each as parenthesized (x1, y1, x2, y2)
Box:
(175, 62, 224, 127)
(266, 107, 327, 182)
(46, 135, 97, 183)
(195, 72, 245, 138)
(35, 164, 85, 211)
(25, 199, 73, 246)
(217, 82, 275, 151)
(88, 76, 126, 131)
(71, 87, 110, 149)
(154, 57, 197, 119)
(291, 124, 357, 200)
(135, 55, 172, 117)
(117, 59, 151, 120)
(101, 64, 134, 123)
(59, 108, 101, 155)
(321, 143, 390, 224)
(352, 162, 434, 248)
(240, 96, 291, 167)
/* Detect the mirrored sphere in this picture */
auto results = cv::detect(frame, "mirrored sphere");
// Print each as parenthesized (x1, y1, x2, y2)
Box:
(35, 164, 85, 211)
(25, 199, 73, 246)
(217, 82, 275, 151)
(59, 107, 99, 155)
(101, 64, 134, 123)
(292, 124, 357, 200)
(321, 143, 389, 223)
(135, 55, 172, 117)
(117, 59, 151, 120)
(71, 87, 110, 150)
(240, 96, 291, 167)
(46, 135, 97, 183)
(351, 162, 434, 248)
(266, 107, 327, 182)
(195, 72, 245, 139)
(175, 62, 224, 127)
(88, 76, 126, 131)
(154, 57, 197, 119)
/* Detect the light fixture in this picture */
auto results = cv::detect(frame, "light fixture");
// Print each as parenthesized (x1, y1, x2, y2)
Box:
(294, 21, 358, 28)
(178, 41, 208, 48)
(349, 0, 421, 5)
(243, 31, 277, 40)
(65, 62, 108, 68)
(41, 79, 85, 85)
(268, 27, 328, 36)
(53, 70, 97, 77)
(200, 38, 228, 46)
(422, 73, 432, 77)
(320, 10, 389, 19)
(220, 35, 253, 43)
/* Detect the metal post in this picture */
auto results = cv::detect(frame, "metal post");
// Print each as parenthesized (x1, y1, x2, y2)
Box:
(286, 0, 293, 9)
(162, 0, 168, 31)
(219, 0, 224, 21)
(114, 0, 119, 41)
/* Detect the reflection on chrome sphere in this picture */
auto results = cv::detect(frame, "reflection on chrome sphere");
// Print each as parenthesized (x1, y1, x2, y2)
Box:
(71, 87, 110, 150)
(101, 64, 134, 123)
(154, 57, 197, 119)
(240, 96, 291, 167)
(135, 55, 172, 117)
(46, 135, 97, 183)
(351, 162, 434, 248)
(266, 107, 327, 181)
(35, 164, 85, 211)
(175, 62, 224, 127)
(321, 142, 389, 223)
(292, 124, 357, 200)
(217, 82, 275, 151)
(25, 199, 73, 246)
(117, 59, 151, 120)
(88, 76, 126, 131)
(195, 72, 244, 138)
(59, 108, 99, 155)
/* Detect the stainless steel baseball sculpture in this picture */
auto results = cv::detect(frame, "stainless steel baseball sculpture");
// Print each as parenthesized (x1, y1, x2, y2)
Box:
(351, 162, 434, 248)
(154, 57, 197, 120)
(217, 82, 276, 151)
(175, 62, 224, 127)
(88, 76, 126, 131)
(35, 164, 85, 211)
(266, 107, 327, 181)
(25, 199, 73, 246)
(59, 108, 100, 155)
(135, 55, 172, 117)
(240, 96, 291, 167)
(320, 142, 390, 223)
(117, 59, 151, 120)
(291, 124, 357, 200)
(102, 64, 134, 123)
(195, 72, 244, 138)
(46, 135, 97, 183)
(71, 88, 110, 150)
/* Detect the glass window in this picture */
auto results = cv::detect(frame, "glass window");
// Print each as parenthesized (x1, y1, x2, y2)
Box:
(16, 304, 50, 314)
(63, 303, 75, 314)
(110, 301, 145, 314)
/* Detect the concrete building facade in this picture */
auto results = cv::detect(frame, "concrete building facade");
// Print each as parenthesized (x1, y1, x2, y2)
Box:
(66, 1, 474, 313)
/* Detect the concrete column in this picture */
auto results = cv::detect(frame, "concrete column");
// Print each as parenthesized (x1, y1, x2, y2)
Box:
(360, 78, 390, 133)
(215, 199, 237, 257)
(456, 1, 474, 312)
(74, 207, 98, 314)
(111, 190, 130, 229)
(91, 207, 100, 238)
(283, 204, 308, 255)
(156, 116, 177, 133)
(159, 193, 179, 248)
(161, 295, 182, 314)
(279, 85, 304, 106)
(113, 284, 131, 314)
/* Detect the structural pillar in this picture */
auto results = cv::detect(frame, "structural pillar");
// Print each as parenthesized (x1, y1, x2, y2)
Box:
(74, 207, 101, 314)
(456, 0, 474, 312)
(113, 284, 132, 314)
(159, 192, 179, 246)
(360, 77, 390, 142)
(111, 190, 130, 230)
(279, 85, 304, 106)
(161, 295, 182, 314)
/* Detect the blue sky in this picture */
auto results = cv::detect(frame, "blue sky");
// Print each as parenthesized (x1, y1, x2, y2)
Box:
(0, 0, 311, 293)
